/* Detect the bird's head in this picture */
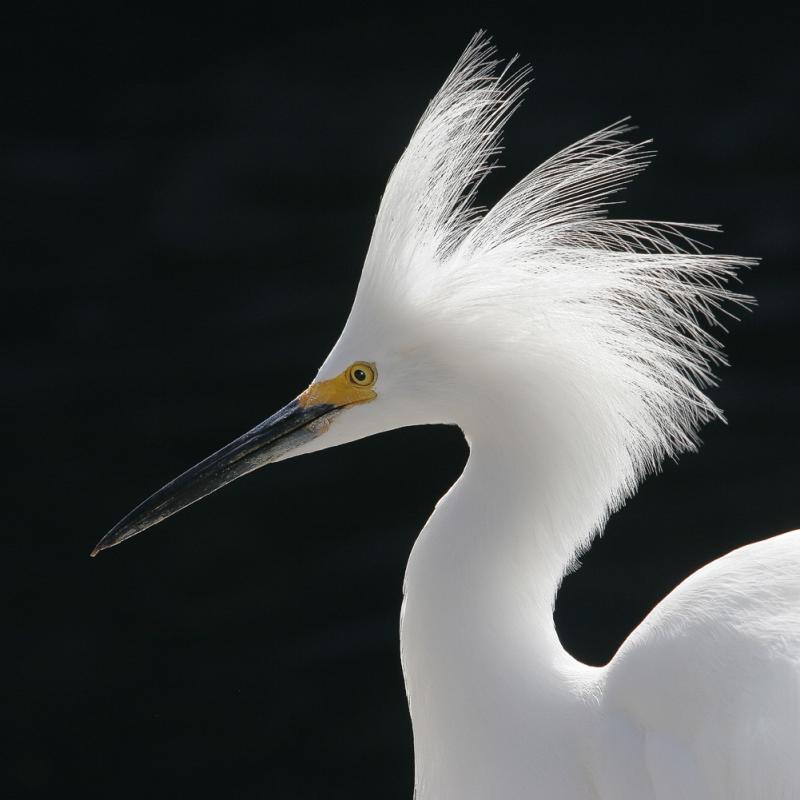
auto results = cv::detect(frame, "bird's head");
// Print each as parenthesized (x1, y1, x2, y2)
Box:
(92, 33, 751, 557)
(90, 275, 504, 557)
(89, 300, 451, 558)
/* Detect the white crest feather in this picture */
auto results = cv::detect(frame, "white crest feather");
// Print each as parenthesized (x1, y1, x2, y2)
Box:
(359, 32, 754, 511)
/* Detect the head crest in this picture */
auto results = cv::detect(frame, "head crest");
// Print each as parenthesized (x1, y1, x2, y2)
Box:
(354, 32, 753, 503)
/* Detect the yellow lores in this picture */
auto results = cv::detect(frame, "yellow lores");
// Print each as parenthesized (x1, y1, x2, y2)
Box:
(298, 362, 377, 409)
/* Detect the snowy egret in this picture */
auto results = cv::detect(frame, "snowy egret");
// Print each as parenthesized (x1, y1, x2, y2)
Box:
(93, 33, 800, 799)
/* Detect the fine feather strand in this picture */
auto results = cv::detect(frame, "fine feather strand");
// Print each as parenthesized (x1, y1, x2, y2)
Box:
(360, 32, 754, 511)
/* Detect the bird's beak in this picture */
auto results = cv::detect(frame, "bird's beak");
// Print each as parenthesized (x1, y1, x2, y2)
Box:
(91, 368, 376, 557)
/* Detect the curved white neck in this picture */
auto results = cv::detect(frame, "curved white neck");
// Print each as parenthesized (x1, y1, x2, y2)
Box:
(400, 417, 607, 799)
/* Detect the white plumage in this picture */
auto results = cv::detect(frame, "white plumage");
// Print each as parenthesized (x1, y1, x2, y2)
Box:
(97, 32, 800, 799)
(309, 33, 799, 799)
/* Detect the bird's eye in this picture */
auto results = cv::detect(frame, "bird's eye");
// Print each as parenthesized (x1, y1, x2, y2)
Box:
(348, 362, 376, 387)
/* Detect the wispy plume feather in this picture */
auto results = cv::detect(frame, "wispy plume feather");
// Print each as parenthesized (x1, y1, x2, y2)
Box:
(361, 32, 754, 504)
(364, 32, 532, 273)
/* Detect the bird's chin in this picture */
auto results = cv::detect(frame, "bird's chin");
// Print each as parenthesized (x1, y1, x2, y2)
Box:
(274, 402, 385, 461)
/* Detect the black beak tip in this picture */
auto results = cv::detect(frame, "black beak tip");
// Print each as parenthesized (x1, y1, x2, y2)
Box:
(90, 526, 126, 558)
(90, 535, 111, 558)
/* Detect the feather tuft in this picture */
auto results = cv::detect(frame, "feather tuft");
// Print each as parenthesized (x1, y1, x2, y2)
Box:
(360, 33, 754, 503)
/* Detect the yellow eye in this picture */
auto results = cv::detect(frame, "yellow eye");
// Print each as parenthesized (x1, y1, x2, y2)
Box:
(348, 362, 376, 387)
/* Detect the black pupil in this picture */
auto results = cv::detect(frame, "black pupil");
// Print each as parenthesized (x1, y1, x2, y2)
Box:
(353, 368, 367, 383)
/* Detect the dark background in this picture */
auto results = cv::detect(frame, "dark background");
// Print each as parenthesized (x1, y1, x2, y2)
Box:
(4, 4, 798, 798)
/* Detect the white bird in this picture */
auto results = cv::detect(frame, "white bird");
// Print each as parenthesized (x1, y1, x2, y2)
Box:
(93, 33, 800, 800)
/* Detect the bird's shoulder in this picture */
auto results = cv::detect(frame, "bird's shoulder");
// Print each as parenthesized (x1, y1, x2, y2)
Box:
(592, 529, 800, 799)
(607, 528, 800, 680)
